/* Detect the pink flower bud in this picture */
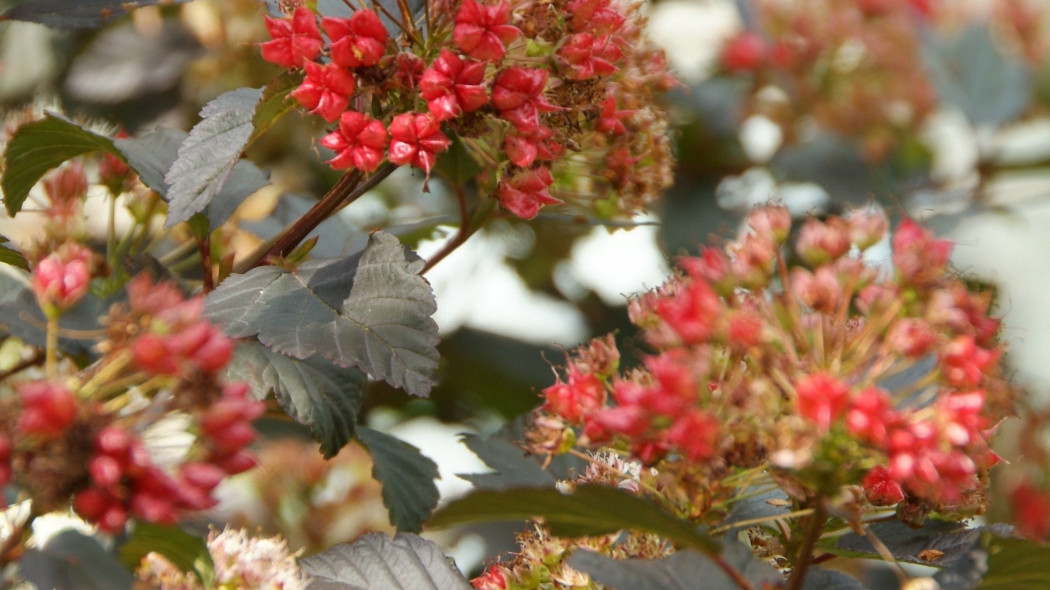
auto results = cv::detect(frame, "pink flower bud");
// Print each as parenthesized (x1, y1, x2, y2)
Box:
(32, 242, 93, 314)
(746, 204, 791, 244)
(847, 209, 888, 250)
(796, 217, 851, 266)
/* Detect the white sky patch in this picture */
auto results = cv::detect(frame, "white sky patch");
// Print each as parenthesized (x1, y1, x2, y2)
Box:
(567, 222, 671, 306)
(419, 229, 588, 346)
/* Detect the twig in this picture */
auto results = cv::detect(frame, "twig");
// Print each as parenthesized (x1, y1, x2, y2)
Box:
(0, 349, 45, 382)
(421, 184, 474, 274)
(233, 164, 396, 274)
(786, 498, 826, 590)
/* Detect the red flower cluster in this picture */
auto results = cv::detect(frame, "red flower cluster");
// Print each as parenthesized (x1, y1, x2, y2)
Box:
(125, 276, 235, 376)
(259, 0, 675, 220)
(0, 273, 261, 533)
(533, 204, 1013, 518)
(74, 384, 262, 533)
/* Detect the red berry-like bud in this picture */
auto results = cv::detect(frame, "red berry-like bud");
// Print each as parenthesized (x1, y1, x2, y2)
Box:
(217, 450, 258, 475)
(17, 381, 77, 439)
(721, 31, 767, 73)
(132, 334, 178, 375)
(89, 455, 124, 488)
(189, 329, 235, 373)
(131, 491, 177, 524)
(863, 466, 905, 506)
(543, 365, 606, 424)
(794, 373, 851, 431)
(43, 161, 89, 204)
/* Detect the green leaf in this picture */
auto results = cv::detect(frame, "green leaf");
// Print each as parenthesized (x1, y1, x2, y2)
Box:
(119, 522, 215, 587)
(567, 540, 784, 590)
(0, 0, 193, 29)
(300, 532, 471, 590)
(979, 536, 1050, 589)
(356, 427, 440, 533)
(457, 433, 556, 490)
(226, 341, 366, 458)
(433, 132, 483, 185)
(0, 241, 28, 271)
(163, 87, 264, 229)
(205, 231, 439, 397)
(1, 113, 117, 215)
(428, 484, 720, 555)
(249, 70, 303, 146)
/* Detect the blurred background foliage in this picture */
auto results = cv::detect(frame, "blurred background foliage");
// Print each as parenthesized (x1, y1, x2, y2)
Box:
(5, 0, 1050, 562)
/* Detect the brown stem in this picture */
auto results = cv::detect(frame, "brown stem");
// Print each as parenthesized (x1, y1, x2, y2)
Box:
(0, 349, 45, 383)
(198, 233, 214, 292)
(234, 164, 396, 274)
(786, 499, 827, 590)
(421, 184, 473, 274)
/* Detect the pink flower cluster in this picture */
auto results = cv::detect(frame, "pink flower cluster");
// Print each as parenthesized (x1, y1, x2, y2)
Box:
(538, 205, 1012, 516)
(259, 0, 675, 220)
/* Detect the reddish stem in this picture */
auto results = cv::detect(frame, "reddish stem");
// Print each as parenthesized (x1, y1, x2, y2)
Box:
(236, 164, 396, 273)
(422, 184, 473, 274)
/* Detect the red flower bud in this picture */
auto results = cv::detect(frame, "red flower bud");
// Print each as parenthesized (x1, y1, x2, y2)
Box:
(454, 0, 520, 61)
(322, 111, 390, 173)
(387, 113, 451, 176)
(419, 49, 488, 121)
(495, 166, 560, 219)
(323, 9, 388, 69)
(17, 381, 77, 439)
(292, 61, 357, 123)
(260, 7, 323, 68)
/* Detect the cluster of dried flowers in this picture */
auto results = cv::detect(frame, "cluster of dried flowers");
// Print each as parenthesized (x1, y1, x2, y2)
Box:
(0, 159, 262, 535)
(260, 0, 675, 219)
(480, 204, 1015, 587)
(136, 526, 310, 589)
